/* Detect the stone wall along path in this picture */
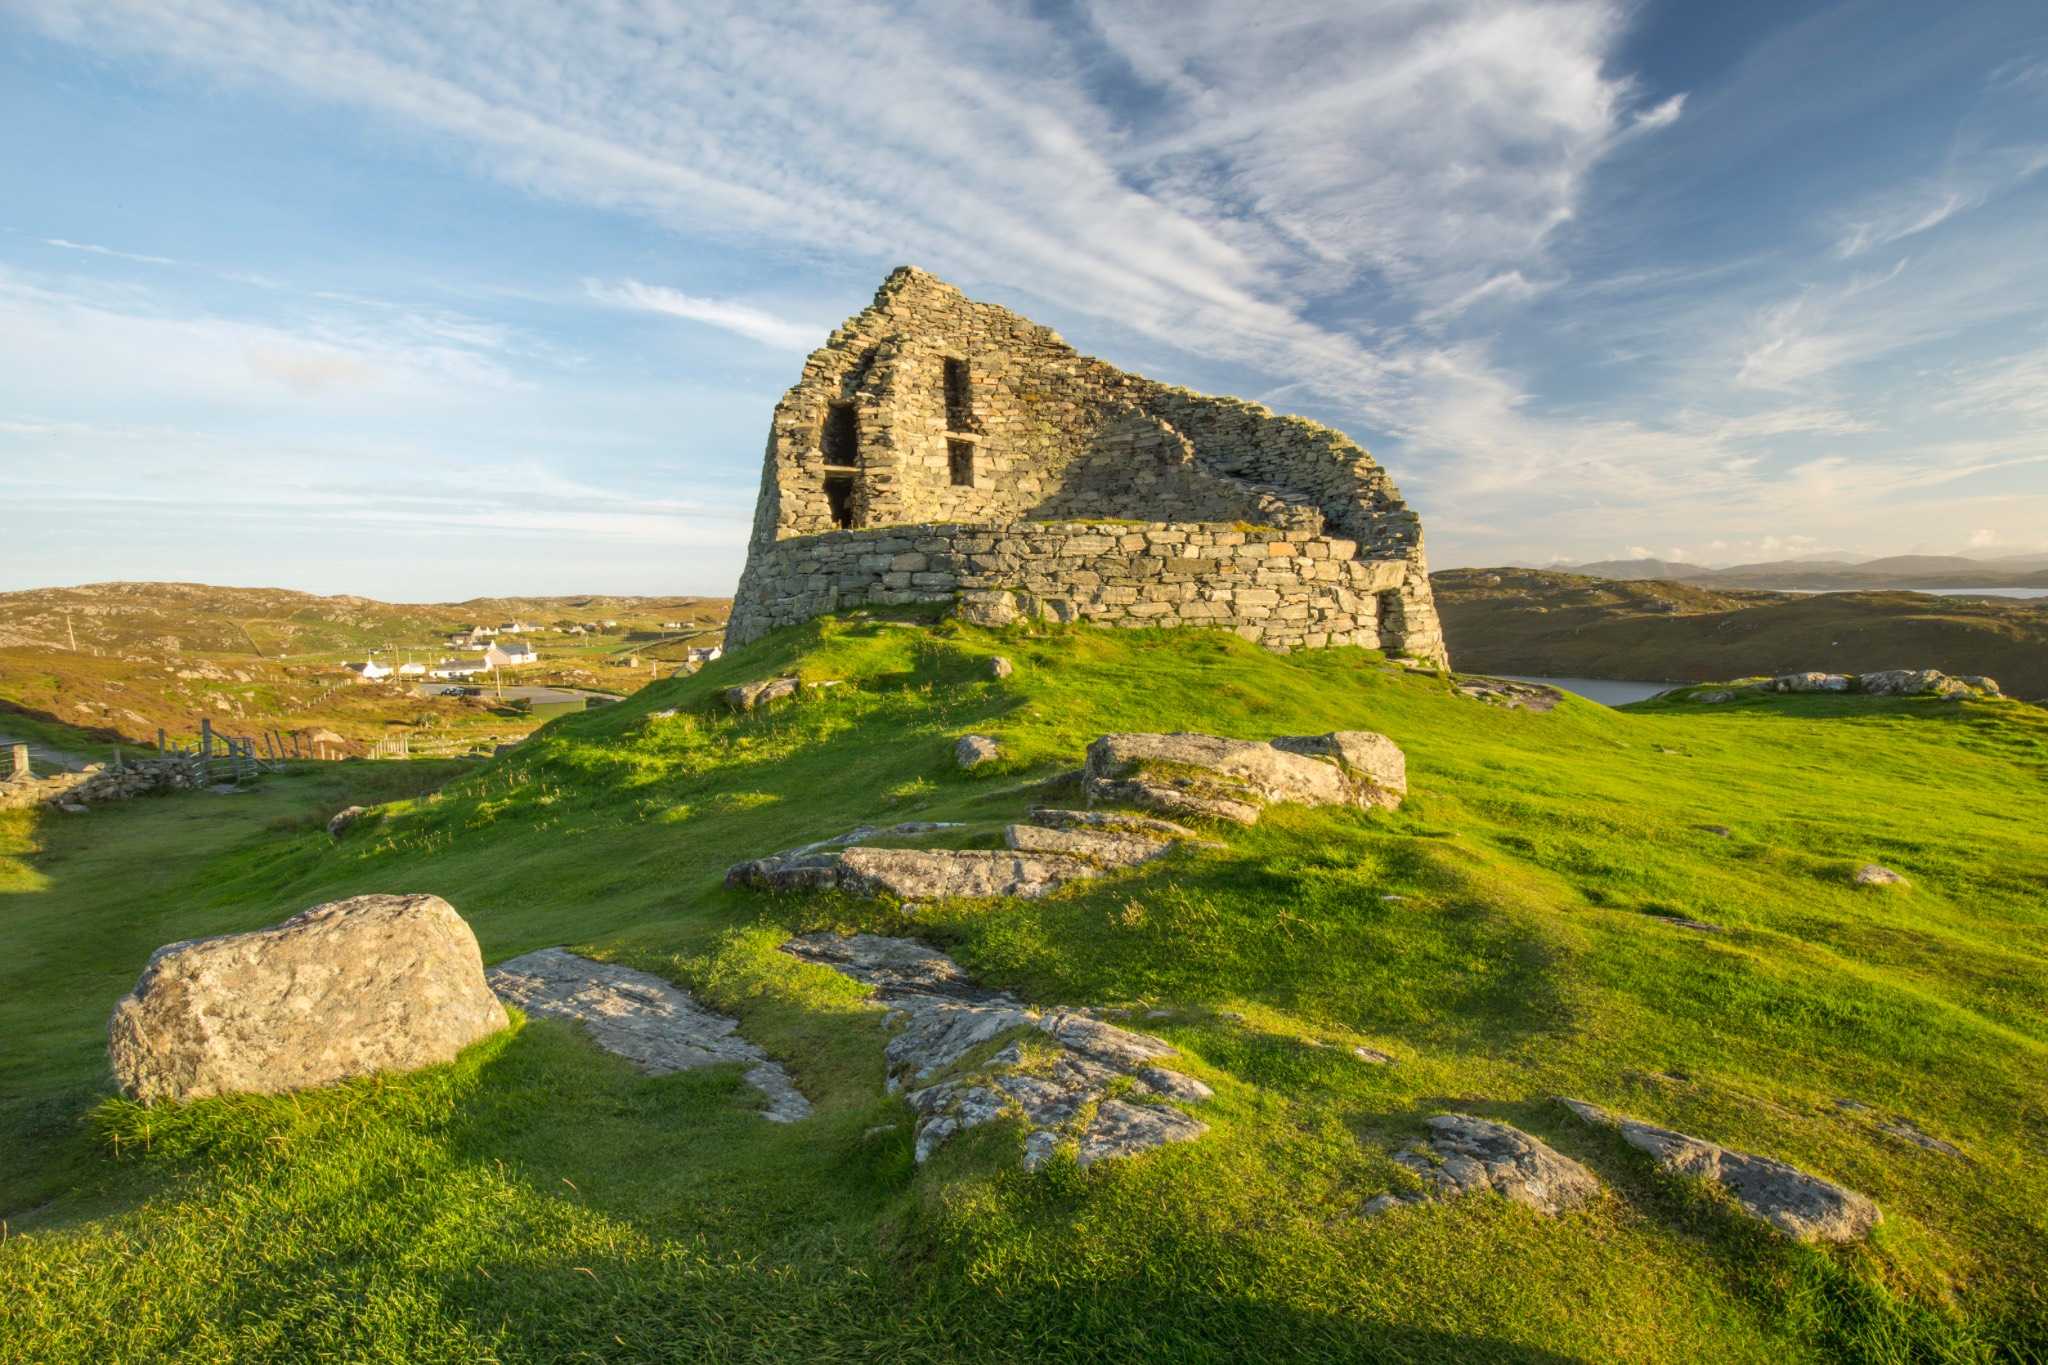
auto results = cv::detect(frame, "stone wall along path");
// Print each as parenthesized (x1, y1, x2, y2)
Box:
(489, 948, 810, 1123)
(781, 933, 1210, 1168)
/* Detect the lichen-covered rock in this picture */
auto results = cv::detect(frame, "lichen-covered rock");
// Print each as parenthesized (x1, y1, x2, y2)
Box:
(1084, 730, 1404, 823)
(108, 894, 509, 1104)
(1368, 1114, 1600, 1218)
(1270, 730, 1407, 810)
(956, 734, 1000, 768)
(1773, 672, 1851, 693)
(1853, 863, 1906, 887)
(723, 676, 800, 712)
(782, 932, 1209, 1168)
(1561, 1098, 1881, 1241)
(727, 811, 1189, 901)
(1859, 669, 1966, 697)
(1454, 676, 1563, 711)
(488, 949, 808, 1122)
(1003, 822, 1182, 866)
(989, 655, 1015, 679)
(326, 805, 368, 837)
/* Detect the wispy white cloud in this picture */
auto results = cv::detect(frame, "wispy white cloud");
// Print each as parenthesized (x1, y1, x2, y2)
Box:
(584, 279, 821, 351)
(44, 237, 179, 266)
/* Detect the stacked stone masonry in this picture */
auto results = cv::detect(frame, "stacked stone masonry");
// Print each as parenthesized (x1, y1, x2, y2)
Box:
(730, 267, 1446, 664)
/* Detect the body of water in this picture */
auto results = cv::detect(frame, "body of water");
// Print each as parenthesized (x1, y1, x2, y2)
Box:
(1495, 675, 1674, 707)
(1772, 586, 2048, 599)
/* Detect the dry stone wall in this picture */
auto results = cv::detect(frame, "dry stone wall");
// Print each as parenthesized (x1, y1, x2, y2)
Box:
(732, 520, 1411, 653)
(732, 267, 1445, 664)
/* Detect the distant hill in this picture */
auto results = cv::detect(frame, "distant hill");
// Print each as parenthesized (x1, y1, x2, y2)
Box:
(1557, 557, 1713, 580)
(1434, 567, 2048, 698)
(1558, 553, 2048, 591)
(0, 582, 732, 753)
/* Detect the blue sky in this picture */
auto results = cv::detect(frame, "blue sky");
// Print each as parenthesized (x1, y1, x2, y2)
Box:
(3, 0, 2045, 599)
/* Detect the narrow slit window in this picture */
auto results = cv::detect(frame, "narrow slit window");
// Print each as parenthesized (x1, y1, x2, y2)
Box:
(948, 439, 975, 487)
(821, 402, 859, 468)
(943, 358, 973, 431)
(824, 474, 855, 529)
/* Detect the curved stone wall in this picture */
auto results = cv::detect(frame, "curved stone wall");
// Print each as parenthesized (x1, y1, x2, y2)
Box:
(727, 519, 1418, 654)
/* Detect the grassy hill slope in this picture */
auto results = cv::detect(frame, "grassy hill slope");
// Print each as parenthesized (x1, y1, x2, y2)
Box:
(1435, 567, 2048, 698)
(3, 616, 2045, 1360)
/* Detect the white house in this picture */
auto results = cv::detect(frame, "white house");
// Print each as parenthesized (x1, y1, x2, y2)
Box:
(398, 661, 427, 677)
(429, 658, 488, 679)
(486, 639, 538, 669)
(686, 645, 723, 665)
(346, 659, 392, 680)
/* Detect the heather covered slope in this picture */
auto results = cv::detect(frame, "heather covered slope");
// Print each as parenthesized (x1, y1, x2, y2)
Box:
(1434, 567, 2048, 698)
(3, 616, 2046, 1361)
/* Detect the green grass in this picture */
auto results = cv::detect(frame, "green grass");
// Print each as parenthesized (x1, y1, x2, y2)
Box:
(3, 615, 2046, 1361)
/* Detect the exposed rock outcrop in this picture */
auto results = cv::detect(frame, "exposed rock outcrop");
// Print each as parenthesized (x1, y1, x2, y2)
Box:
(1853, 863, 1907, 887)
(1453, 676, 1564, 711)
(488, 948, 809, 1122)
(1561, 1098, 1880, 1241)
(1083, 729, 1405, 824)
(1366, 1114, 1601, 1218)
(781, 933, 1210, 1167)
(955, 734, 1000, 769)
(108, 894, 509, 1104)
(723, 676, 801, 712)
(727, 809, 1194, 901)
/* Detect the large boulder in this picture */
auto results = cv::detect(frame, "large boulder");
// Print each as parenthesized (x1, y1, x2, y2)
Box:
(1084, 730, 1405, 824)
(108, 894, 508, 1104)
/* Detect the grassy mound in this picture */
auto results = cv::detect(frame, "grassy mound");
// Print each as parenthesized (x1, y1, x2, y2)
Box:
(4, 615, 2046, 1361)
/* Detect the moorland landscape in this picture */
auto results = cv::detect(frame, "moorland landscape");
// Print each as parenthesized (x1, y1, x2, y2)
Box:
(5, 2, 2047, 1361)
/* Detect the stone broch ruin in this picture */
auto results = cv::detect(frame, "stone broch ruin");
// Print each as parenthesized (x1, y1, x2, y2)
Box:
(727, 268, 1448, 664)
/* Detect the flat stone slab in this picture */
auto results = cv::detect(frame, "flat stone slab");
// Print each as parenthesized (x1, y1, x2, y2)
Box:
(782, 933, 1210, 1168)
(489, 949, 810, 1123)
(1454, 677, 1563, 711)
(726, 810, 1188, 902)
(1083, 729, 1405, 824)
(1562, 1098, 1879, 1241)
(1367, 1114, 1600, 1218)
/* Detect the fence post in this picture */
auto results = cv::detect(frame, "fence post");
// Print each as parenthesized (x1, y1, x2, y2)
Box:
(9, 744, 28, 781)
(200, 718, 214, 760)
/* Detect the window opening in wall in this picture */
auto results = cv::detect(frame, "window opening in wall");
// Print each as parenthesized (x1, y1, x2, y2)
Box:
(821, 402, 859, 468)
(948, 439, 975, 487)
(943, 357, 973, 431)
(824, 474, 855, 529)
